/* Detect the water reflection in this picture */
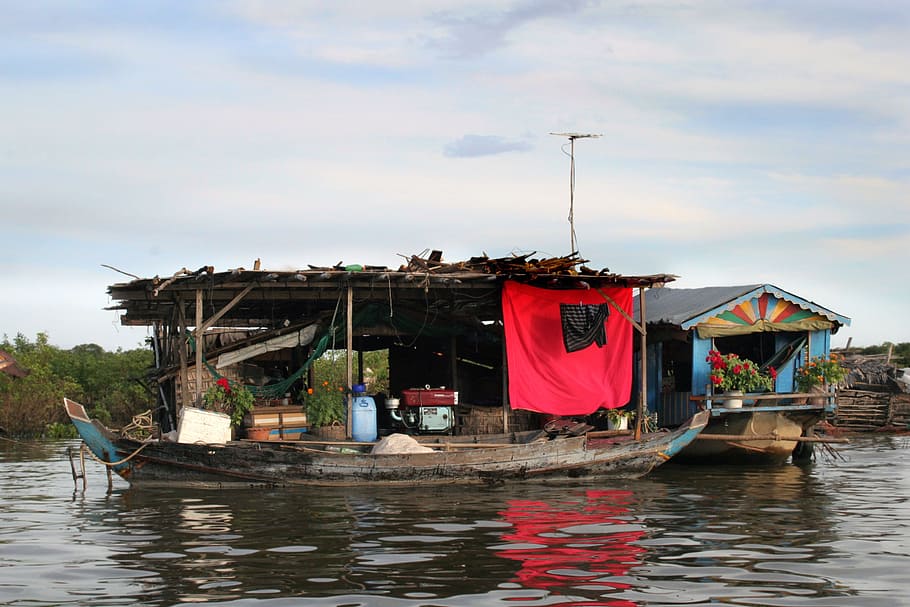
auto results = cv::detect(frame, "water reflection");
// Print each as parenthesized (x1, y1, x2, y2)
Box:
(1, 438, 909, 605)
(495, 489, 644, 605)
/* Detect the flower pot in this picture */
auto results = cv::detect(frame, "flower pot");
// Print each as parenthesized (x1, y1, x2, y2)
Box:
(808, 384, 829, 406)
(607, 417, 629, 431)
(311, 423, 346, 441)
(244, 427, 272, 441)
(724, 390, 744, 409)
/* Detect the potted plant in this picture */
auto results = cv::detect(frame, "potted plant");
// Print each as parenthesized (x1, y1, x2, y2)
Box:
(302, 380, 347, 439)
(202, 377, 256, 427)
(706, 350, 776, 408)
(606, 408, 634, 431)
(796, 353, 847, 404)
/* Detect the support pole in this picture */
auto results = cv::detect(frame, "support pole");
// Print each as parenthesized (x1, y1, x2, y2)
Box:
(636, 287, 647, 440)
(346, 283, 354, 439)
(501, 326, 509, 433)
(195, 288, 203, 405)
(176, 294, 189, 410)
(450, 335, 458, 391)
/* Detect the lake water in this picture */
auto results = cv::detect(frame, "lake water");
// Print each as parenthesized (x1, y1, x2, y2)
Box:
(1, 435, 908, 606)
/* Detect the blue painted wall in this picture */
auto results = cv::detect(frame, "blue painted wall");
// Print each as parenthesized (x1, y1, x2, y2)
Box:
(691, 335, 713, 396)
(774, 333, 797, 392)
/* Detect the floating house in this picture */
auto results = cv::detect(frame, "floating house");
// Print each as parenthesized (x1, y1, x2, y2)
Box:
(63, 251, 716, 488)
(635, 284, 851, 463)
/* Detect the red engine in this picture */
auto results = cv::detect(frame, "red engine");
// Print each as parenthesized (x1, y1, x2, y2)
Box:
(400, 388, 458, 407)
(388, 387, 458, 434)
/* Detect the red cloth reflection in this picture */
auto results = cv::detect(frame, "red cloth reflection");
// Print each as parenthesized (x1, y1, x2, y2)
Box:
(497, 490, 645, 606)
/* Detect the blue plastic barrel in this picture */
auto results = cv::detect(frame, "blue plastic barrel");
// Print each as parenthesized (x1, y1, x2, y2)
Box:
(351, 396, 377, 442)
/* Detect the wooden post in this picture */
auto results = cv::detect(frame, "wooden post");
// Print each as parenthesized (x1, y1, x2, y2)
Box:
(176, 294, 189, 410)
(194, 288, 203, 406)
(636, 287, 647, 440)
(501, 327, 509, 433)
(346, 283, 354, 439)
(450, 335, 458, 391)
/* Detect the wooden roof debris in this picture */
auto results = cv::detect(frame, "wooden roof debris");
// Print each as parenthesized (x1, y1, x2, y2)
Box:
(836, 351, 907, 393)
(105, 250, 676, 329)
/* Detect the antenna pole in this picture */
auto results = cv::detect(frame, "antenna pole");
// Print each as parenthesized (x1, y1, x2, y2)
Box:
(550, 132, 601, 256)
(569, 136, 576, 254)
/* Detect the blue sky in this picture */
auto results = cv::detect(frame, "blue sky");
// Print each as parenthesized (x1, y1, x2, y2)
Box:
(2, 1, 908, 351)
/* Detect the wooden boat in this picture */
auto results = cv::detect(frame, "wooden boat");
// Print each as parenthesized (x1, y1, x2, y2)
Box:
(677, 392, 837, 465)
(65, 398, 708, 487)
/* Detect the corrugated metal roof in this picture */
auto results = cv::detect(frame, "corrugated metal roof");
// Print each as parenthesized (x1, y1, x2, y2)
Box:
(634, 285, 761, 325)
(635, 284, 850, 328)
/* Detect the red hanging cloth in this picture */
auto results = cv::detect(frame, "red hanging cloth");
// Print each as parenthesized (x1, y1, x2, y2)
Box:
(502, 281, 633, 415)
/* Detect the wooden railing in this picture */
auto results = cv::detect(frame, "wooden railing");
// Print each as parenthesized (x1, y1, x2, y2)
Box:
(690, 390, 836, 410)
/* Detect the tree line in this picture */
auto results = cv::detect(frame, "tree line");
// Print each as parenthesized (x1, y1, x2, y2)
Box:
(848, 342, 909, 367)
(0, 331, 904, 439)
(0, 333, 155, 437)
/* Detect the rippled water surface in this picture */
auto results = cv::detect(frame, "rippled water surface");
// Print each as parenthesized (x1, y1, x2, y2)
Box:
(1, 436, 908, 606)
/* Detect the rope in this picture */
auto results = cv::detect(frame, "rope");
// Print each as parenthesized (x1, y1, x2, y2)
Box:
(81, 441, 150, 467)
(120, 410, 153, 440)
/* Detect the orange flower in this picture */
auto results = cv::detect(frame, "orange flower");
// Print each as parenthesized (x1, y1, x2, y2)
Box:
(307, 387, 314, 395)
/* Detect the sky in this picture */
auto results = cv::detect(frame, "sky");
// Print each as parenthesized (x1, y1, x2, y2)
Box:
(2, 1, 908, 352)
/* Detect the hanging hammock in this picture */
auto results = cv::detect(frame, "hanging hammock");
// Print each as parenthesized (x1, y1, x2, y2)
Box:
(188, 327, 335, 400)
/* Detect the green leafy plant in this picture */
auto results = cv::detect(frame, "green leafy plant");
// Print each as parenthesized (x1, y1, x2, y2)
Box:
(606, 408, 634, 424)
(707, 350, 775, 392)
(302, 380, 346, 427)
(203, 377, 255, 427)
(796, 353, 848, 391)
(45, 422, 78, 439)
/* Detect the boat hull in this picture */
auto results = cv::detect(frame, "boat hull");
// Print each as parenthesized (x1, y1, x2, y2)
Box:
(65, 398, 708, 487)
(674, 409, 825, 465)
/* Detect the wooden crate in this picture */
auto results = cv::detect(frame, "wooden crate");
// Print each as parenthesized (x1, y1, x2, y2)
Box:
(242, 405, 307, 440)
(456, 404, 537, 435)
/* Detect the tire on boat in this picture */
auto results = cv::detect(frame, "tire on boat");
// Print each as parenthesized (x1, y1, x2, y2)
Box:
(791, 437, 814, 464)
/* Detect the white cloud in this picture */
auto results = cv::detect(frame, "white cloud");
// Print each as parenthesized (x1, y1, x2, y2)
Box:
(1, 1, 907, 350)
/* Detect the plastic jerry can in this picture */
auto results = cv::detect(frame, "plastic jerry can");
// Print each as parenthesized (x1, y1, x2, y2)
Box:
(351, 396, 378, 442)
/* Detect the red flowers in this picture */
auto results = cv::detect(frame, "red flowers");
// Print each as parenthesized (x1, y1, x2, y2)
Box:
(769, 367, 778, 379)
(216, 377, 232, 394)
(705, 350, 774, 392)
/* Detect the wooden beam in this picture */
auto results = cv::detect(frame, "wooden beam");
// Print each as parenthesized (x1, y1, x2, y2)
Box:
(696, 434, 849, 444)
(346, 282, 353, 439)
(176, 294, 189, 410)
(595, 287, 644, 335)
(194, 288, 203, 405)
(199, 283, 256, 332)
(501, 327, 509, 434)
(636, 286, 647, 441)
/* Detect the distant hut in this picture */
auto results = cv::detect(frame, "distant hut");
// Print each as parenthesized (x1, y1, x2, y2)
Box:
(834, 351, 910, 431)
(0, 350, 28, 379)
